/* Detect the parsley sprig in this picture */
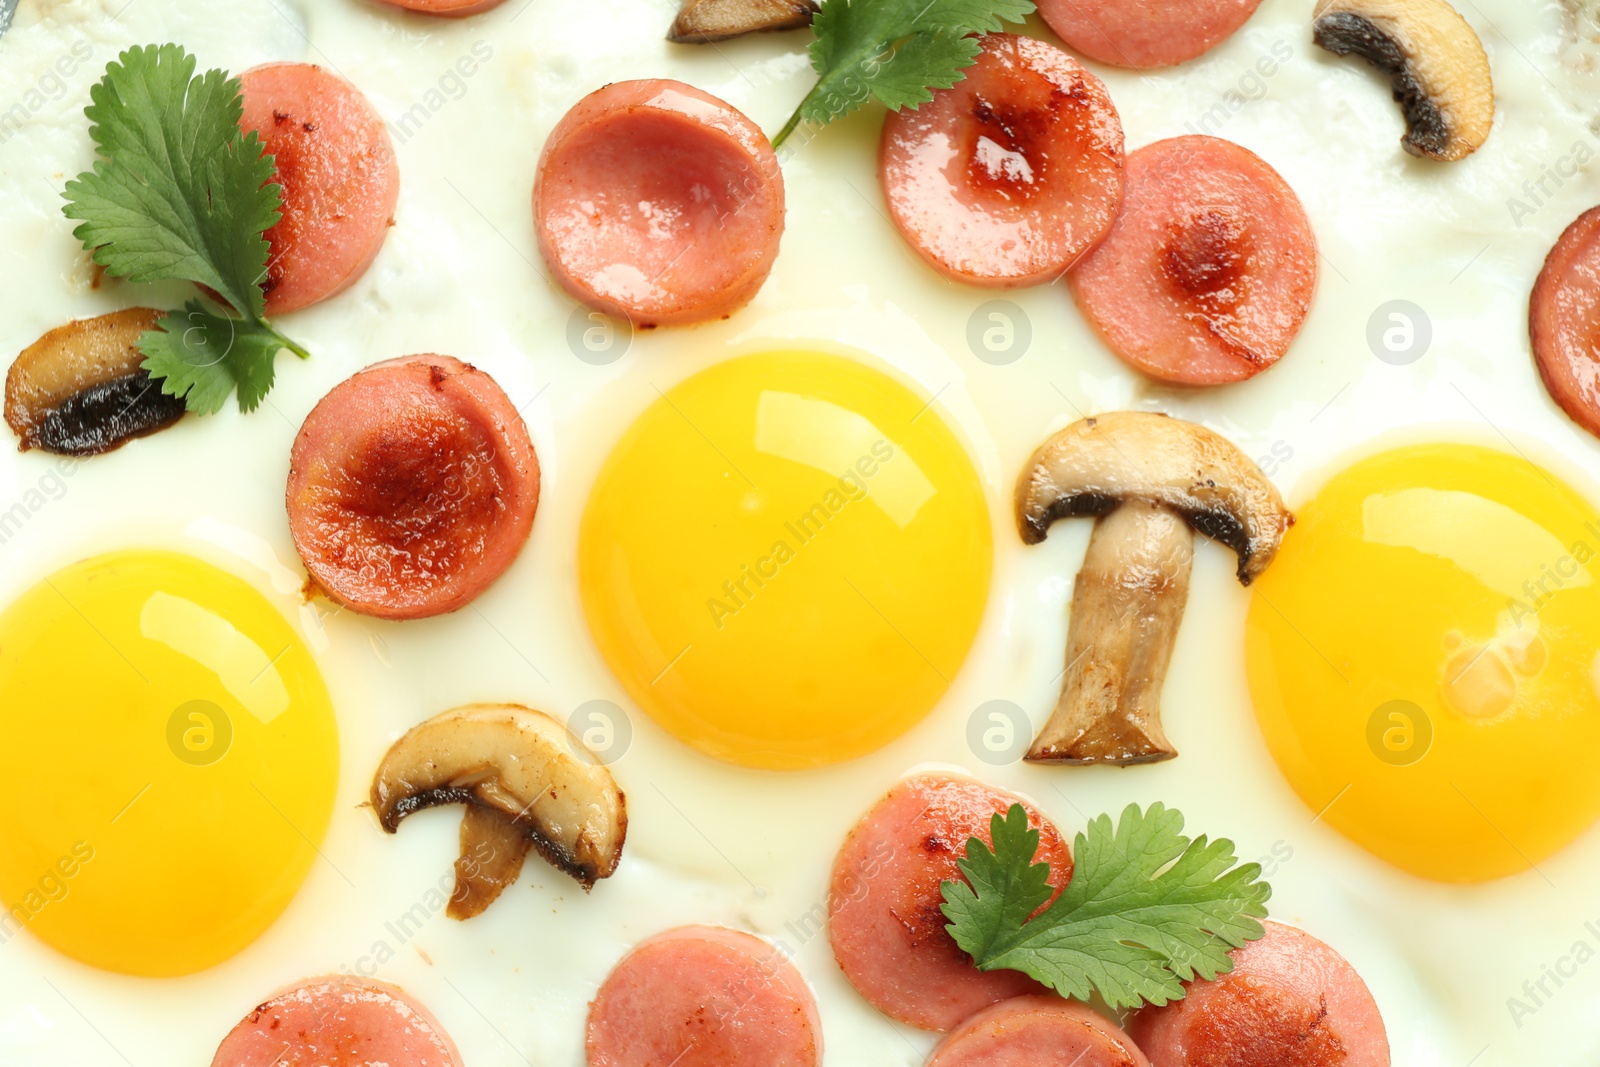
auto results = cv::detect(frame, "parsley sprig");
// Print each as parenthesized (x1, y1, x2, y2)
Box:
(942, 803, 1271, 1010)
(63, 44, 308, 414)
(771, 0, 1035, 148)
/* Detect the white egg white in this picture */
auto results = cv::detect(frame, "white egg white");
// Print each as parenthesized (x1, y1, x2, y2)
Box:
(2, 0, 1600, 1064)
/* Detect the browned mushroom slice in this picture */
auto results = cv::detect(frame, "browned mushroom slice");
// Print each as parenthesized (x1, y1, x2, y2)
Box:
(1016, 411, 1292, 584)
(449, 804, 533, 920)
(1312, 0, 1494, 162)
(1016, 413, 1292, 766)
(372, 704, 627, 905)
(669, 0, 817, 42)
(1030, 502, 1193, 764)
(5, 307, 186, 456)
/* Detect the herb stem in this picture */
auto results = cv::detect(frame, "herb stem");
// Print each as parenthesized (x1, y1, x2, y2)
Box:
(263, 321, 311, 360)
(771, 101, 809, 151)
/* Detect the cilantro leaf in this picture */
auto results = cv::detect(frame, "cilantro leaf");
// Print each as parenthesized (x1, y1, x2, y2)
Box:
(773, 0, 1035, 147)
(64, 43, 279, 319)
(943, 803, 1271, 1010)
(140, 303, 297, 415)
(62, 44, 308, 414)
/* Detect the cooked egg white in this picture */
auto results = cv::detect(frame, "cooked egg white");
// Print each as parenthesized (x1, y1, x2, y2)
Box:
(1, 0, 1599, 1064)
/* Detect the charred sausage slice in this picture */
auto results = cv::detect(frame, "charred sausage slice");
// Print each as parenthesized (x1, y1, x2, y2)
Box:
(880, 32, 1125, 287)
(211, 975, 462, 1067)
(286, 355, 539, 620)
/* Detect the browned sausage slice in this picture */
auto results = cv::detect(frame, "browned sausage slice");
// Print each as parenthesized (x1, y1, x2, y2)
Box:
(239, 63, 400, 315)
(287, 355, 540, 620)
(1530, 205, 1600, 441)
(586, 925, 821, 1067)
(211, 975, 462, 1067)
(927, 996, 1151, 1067)
(829, 773, 1074, 1031)
(880, 33, 1125, 287)
(534, 79, 784, 327)
(1069, 135, 1317, 386)
(1127, 921, 1391, 1067)
(1037, 0, 1265, 69)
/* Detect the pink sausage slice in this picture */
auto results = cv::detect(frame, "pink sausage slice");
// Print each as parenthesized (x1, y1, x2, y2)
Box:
(1037, 0, 1265, 69)
(829, 773, 1074, 1032)
(1530, 205, 1600, 441)
(1127, 921, 1390, 1067)
(373, 0, 507, 14)
(880, 33, 1125, 287)
(211, 975, 461, 1067)
(239, 63, 399, 315)
(535, 79, 784, 328)
(1069, 135, 1317, 386)
(287, 355, 540, 620)
(586, 925, 821, 1067)
(928, 996, 1151, 1067)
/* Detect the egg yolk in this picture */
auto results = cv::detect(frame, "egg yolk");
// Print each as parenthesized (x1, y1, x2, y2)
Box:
(0, 550, 338, 975)
(1245, 444, 1600, 882)
(579, 351, 993, 769)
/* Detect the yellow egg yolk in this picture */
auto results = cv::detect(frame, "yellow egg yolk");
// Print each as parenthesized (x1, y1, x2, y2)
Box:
(0, 550, 338, 975)
(579, 351, 993, 769)
(1245, 444, 1600, 882)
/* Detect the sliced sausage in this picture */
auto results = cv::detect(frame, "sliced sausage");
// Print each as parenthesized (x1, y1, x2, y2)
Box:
(828, 773, 1074, 1032)
(239, 63, 400, 315)
(1127, 921, 1390, 1067)
(586, 925, 821, 1067)
(372, 0, 506, 14)
(1069, 135, 1317, 386)
(287, 355, 539, 620)
(928, 996, 1151, 1067)
(1530, 205, 1600, 441)
(211, 975, 462, 1067)
(535, 79, 784, 327)
(880, 33, 1125, 287)
(1037, 0, 1265, 69)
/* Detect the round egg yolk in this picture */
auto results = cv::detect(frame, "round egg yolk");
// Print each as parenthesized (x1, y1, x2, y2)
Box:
(1245, 444, 1600, 883)
(579, 351, 993, 769)
(0, 550, 338, 975)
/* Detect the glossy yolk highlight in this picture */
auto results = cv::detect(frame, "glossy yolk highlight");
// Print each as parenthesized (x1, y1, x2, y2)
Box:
(1246, 444, 1600, 882)
(0, 551, 338, 975)
(579, 351, 993, 769)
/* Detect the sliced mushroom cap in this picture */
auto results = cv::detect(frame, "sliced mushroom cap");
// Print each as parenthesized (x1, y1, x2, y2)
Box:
(1312, 0, 1494, 162)
(5, 308, 186, 455)
(669, 0, 817, 42)
(372, 704, 626, 896)
(1015, 411, 1293, 585)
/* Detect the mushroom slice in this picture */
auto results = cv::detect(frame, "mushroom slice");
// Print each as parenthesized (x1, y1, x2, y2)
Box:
(1015, 411, 1292, 585)
(1312, 0, 1494, 162)
(1016, 413, 1292, 766)
(449, 804, 533, 920)
(5, 308, 186, 456)
(669, 0, 817, 42)
(1029, 502, 1193, 764)
(372, 704, 627, 898)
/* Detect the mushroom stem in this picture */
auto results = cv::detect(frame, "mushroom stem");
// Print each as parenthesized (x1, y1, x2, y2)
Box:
(449, 804, 533, 921)
(1027, 501, 1193, 765)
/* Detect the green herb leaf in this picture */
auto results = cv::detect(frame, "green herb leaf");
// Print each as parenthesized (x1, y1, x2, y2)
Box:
(773, 0, 1035, 147)
(942, 803, 1271, 1010)
(139, 303, 304, 415)
(62, 43, 306, 413)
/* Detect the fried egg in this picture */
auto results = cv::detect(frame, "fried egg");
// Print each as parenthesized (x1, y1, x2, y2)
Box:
(0, 0, 1599, 1065)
